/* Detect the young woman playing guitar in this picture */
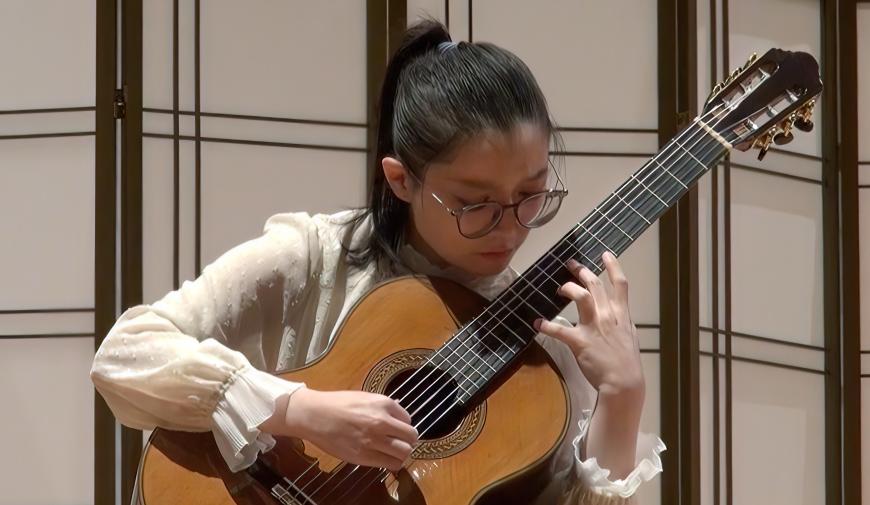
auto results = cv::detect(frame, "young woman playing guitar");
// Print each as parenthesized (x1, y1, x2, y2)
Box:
(92, 19, 665, 504)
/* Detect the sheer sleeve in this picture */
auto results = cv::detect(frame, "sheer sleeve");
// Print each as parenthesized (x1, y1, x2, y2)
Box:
(90, 212, 320, 471)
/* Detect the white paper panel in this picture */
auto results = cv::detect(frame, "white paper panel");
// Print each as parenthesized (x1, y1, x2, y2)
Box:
(200, 142, 367, 267)
(700, 356, 715, 505)
(0, 137, 95, 309)
(447, 0, 470, 41)
(732, 361, 825, 505)
(174, 0, 196, 112)
(697, 0, 712, 113)
(732, 336, 824, 372)
(511, 156, 660, 326)
(699, 172, 714, 328)
(634, 353, 662, 505)
(858, 190, 870, 349)
(858, 5, 870, 161)
(0, 0, 95, 110)
(0, 312, 93, 336)
(700, 329, 716, 354)
(557, 131, 658, 155)
(180, 114, 197, 138)
(145, 114, 368, 151)
(0, 110, 94, 137)
(143, 0, 173, 109)
(203, 117, 367, 150)
(731, 150, 822, 182)
(637, 327, 660, 351)
(730, 169, 823, 347)
(408, 0, 446, 26)
(860, 166, 870, 186)
(200, 1, 366, 122)
(862, 354, 870, 376)
(0, 337, 94, 505)
(143, 138, 177, 304)
(143, 111, 175, 137)
(472, 0, 658, 129)
(178, 140, 198, 284)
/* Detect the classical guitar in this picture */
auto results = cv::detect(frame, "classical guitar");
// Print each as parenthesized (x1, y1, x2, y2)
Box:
(137, 48, 822, 505)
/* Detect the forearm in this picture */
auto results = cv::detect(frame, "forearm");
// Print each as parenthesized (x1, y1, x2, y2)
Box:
(583, 388, 644, 480)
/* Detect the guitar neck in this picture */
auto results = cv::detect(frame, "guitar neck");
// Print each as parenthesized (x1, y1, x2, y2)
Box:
(434, 118, 732, 406)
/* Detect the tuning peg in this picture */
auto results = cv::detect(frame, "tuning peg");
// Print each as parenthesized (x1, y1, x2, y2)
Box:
(794, 117, 813, 132)
(794, 101, 815, 132)
(773, 115, 796, 145)
(773, 130, 794, 145)
(754, 128, 776, 161)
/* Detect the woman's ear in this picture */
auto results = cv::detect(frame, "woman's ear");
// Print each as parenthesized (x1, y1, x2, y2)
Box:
(382, 156, 416, 204)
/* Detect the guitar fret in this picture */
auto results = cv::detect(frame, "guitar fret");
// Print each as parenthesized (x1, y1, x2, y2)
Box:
(673, 139, 709, 172)
(435, 117, 733, 410)
(578, 223, 615, 256)
(614, 191, 651, 224)
(652, 159, 689, 189)
(593, 206, 635, 241)
(630, 172, 669, 206)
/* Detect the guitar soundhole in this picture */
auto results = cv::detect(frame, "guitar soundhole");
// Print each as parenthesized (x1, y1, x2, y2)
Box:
(385, 366, 465, 440)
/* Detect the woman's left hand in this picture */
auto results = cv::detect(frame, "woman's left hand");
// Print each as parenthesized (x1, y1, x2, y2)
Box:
(533, 251, 645, 405)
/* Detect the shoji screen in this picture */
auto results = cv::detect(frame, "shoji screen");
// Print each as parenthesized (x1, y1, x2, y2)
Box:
(138, 0, 369, 450)
(0, 1, 97, 504)
(141, 1, 368, 303)
(406, 2, 663, 504)
(698, 0, 827, 504)
(859, 3, 870, 504)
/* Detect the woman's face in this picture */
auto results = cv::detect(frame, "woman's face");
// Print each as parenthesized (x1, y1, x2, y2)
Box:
(385, 123, 552, 278)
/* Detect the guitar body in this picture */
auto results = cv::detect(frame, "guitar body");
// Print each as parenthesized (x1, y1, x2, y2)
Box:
(138, 275, 571, 505)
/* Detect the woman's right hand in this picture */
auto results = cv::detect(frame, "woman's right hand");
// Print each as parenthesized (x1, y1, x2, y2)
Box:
(262, 387, 419, 471)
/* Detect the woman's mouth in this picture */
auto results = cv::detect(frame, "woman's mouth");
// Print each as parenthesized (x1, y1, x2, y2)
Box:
(478, 249, 513, 261)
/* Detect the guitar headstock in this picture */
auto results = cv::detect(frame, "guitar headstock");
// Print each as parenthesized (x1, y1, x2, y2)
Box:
(703, 48, 823, 160)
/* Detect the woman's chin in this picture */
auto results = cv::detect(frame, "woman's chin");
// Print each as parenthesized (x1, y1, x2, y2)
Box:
(467, 252, 514, 277)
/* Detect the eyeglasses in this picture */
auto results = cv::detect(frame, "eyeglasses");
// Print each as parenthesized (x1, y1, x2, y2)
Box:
(406, 167, 569, 239)
(430, 188, 569, 238)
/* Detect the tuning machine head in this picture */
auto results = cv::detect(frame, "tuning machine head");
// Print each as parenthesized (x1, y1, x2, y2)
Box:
(753, 127, 777, 160)
(794, 99, 816, 132)
(773, 114, 796, 145)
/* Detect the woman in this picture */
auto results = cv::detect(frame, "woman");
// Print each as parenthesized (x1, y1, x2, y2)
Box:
(91, 19, 664, 504)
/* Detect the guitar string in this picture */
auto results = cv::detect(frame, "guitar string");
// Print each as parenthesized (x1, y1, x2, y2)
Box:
(311, 102, 740, 503)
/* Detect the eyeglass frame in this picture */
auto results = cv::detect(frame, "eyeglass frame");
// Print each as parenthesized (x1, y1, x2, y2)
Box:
(405, 163, 569, 239)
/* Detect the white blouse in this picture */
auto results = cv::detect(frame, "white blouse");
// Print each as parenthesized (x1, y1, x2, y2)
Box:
(90, 209, 665, 504)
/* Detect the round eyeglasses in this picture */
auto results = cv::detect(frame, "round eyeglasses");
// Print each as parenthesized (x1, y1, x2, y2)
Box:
(428, 187, 569, 239)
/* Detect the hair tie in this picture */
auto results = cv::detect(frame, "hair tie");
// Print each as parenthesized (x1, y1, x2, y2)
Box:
(437, 41, 458, 53)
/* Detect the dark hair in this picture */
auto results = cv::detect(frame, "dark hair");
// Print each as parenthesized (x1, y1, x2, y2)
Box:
(343, 19, 562, 271)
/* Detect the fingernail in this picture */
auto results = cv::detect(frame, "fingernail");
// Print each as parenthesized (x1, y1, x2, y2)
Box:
(566, 258, 580, 269)
(533, 318, 542, 330)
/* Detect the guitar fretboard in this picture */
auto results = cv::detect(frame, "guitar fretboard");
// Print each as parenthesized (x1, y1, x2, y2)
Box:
(432, 119, 731, 406)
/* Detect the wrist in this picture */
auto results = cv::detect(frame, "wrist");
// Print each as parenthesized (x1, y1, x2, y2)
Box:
(259, 385, 315, 438)
(597, 379, 645, 414)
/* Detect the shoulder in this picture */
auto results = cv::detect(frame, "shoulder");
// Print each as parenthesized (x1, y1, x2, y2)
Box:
(261, 208, 373, 273)
(262, 208, 370, 247)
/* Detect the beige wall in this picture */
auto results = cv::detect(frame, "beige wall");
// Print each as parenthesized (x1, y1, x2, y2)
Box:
(0, 1, 97, 504)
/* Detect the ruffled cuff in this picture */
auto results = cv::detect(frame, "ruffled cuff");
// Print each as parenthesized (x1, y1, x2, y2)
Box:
(570, 408, 667, 500)
(210, 366, 305, 472)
